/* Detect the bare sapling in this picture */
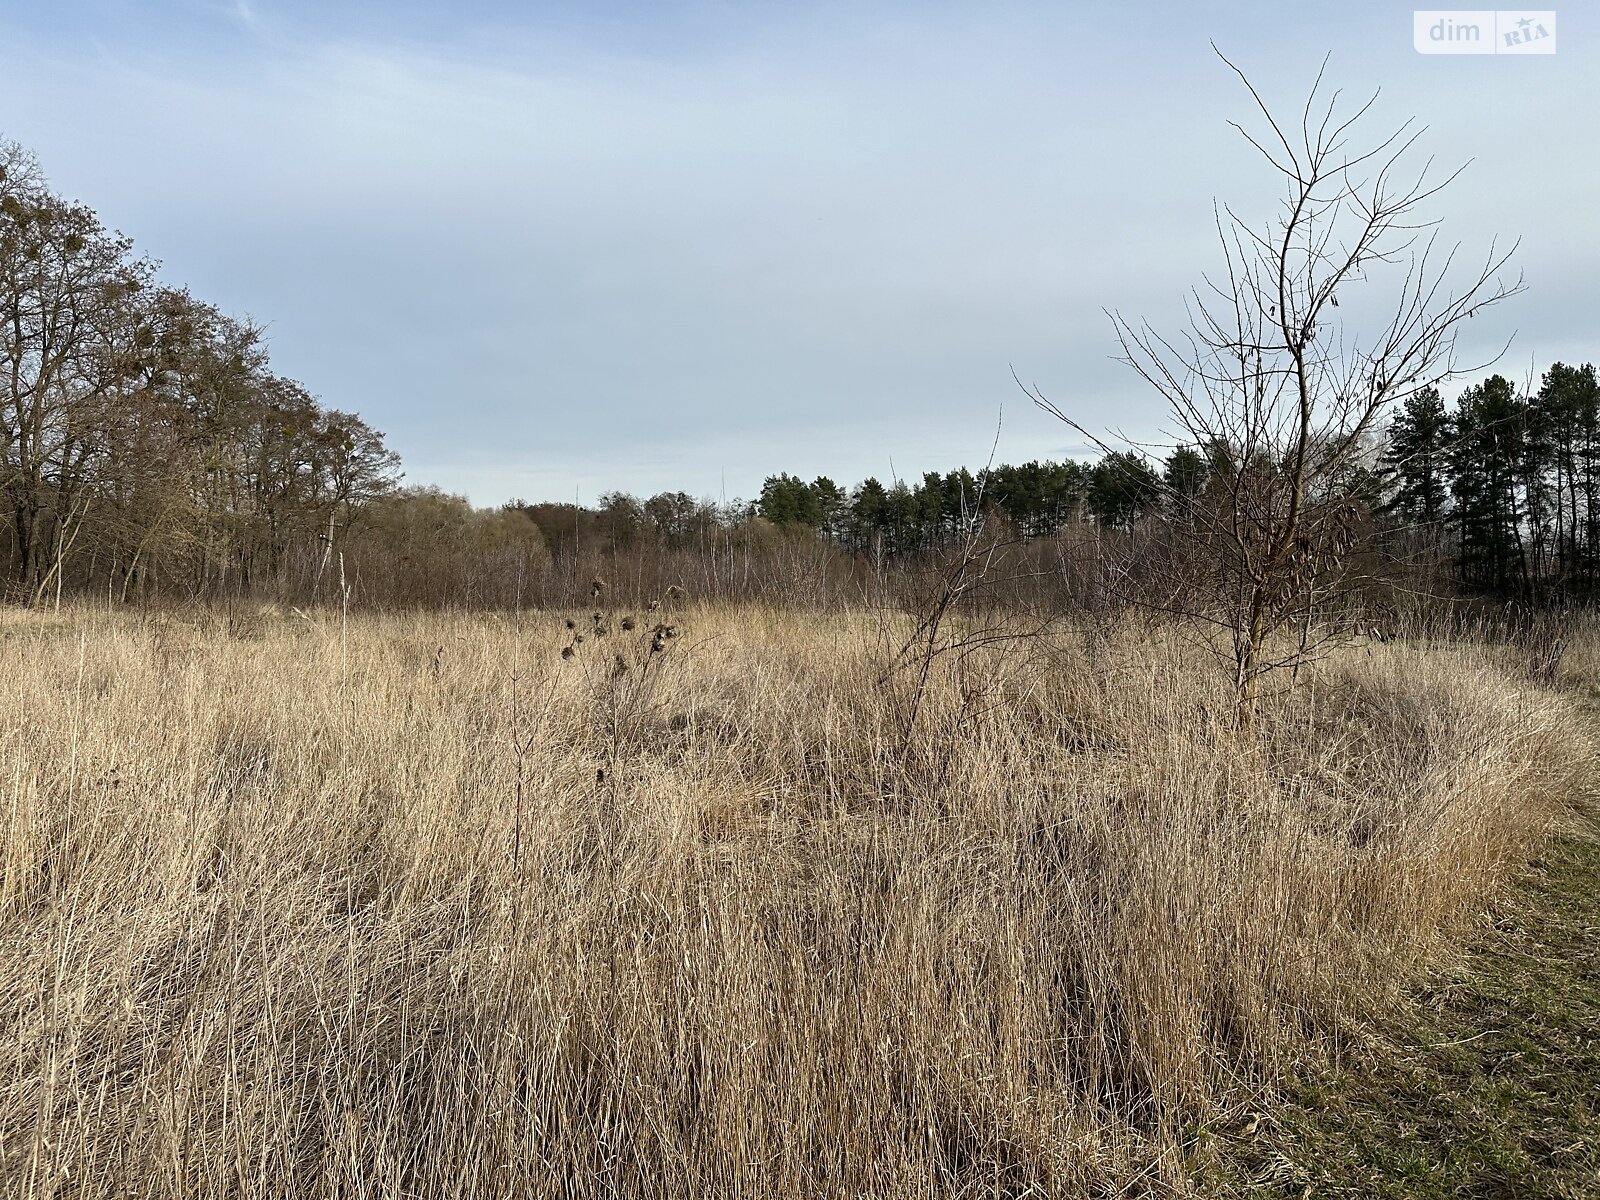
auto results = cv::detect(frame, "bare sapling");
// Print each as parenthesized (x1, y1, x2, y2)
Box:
(1027, 52, 1522, 728)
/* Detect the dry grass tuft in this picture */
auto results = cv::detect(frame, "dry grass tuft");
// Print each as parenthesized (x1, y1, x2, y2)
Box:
(0, 606, 1591, 1197)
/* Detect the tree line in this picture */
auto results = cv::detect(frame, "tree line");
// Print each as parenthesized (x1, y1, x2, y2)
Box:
(4, 134, 1584, 613)
(747, 449, 1204, 549)
(749, 358, 1600, 608)
(0, 140, 399, 604)
(567, 359, 1600, 611)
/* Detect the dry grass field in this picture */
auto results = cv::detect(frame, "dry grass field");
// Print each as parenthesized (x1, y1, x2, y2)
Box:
(1, 601, 1592, 1197)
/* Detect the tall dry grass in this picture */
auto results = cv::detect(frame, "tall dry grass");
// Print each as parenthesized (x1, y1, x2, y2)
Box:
(0, 603, 1591, 1197)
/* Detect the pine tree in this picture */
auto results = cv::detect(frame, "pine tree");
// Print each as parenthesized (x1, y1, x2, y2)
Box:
(1087, 452, 1161, 529)
(1162, 445, 1208, 514)
(756, 474, 822, 527)
(1380, 387, 1451, 528)
(810, 476, 845, 539)
(1451, 376, 1526, 596)
(848, 477, 888, 553)
(1536, 363, 1600, 591)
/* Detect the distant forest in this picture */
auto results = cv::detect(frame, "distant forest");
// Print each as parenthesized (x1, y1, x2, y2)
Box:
(2, 138, 1595, 610)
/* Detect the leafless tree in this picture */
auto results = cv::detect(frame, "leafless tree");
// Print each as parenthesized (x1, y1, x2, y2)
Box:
(1027, 53, 1522, 728)
(0, 144, 156, 599)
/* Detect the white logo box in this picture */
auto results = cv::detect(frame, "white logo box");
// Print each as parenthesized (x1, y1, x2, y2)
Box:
(1414, 10, 1556, 53)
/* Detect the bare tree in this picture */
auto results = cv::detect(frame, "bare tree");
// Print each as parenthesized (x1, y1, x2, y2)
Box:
(1028, 54, 1522, 728)
(0, 147, 156, 600)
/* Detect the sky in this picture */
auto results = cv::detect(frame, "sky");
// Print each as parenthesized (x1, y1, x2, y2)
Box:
(6, 1, 1597, 506)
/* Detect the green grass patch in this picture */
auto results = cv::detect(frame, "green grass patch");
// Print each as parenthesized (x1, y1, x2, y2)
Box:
(1211, 819, 1600, 1198)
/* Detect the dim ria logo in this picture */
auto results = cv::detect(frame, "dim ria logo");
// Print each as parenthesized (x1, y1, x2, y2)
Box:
(1414, 10, 1556, 53)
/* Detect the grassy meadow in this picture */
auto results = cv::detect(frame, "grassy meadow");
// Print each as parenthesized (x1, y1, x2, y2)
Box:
(0, 602, 1593, 1197)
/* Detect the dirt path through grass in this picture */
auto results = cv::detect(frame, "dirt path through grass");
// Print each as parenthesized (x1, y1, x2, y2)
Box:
(1216, 814, 1600, 1197)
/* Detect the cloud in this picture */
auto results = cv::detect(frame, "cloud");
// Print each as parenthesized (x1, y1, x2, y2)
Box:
(6, 1, 1594, 503)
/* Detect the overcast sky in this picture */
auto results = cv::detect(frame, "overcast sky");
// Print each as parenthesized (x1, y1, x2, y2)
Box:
(7, 1, 1597, 505)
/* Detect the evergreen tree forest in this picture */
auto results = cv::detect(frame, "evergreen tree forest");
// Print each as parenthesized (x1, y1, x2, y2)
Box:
(1383, 368, 1600, 601)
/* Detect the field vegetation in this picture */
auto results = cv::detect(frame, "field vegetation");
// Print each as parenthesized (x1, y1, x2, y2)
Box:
(2, 601, 1592, 1196)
